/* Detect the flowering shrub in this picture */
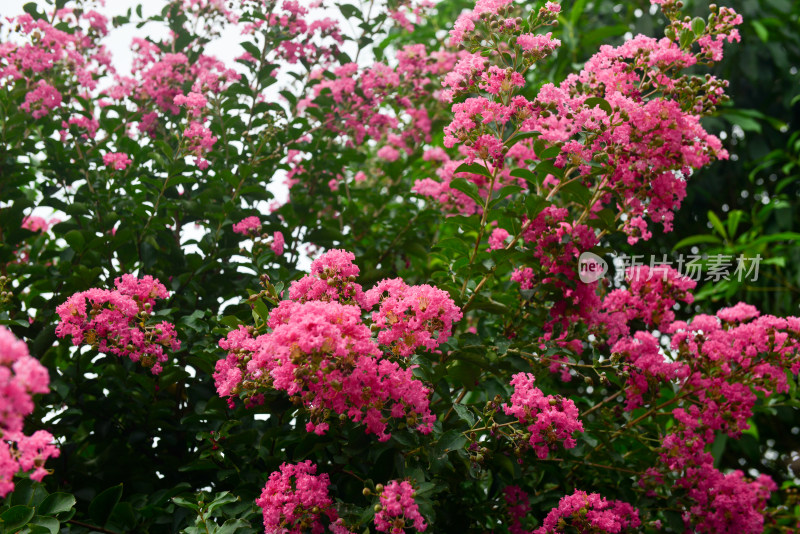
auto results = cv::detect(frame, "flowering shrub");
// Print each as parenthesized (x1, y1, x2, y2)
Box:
(1, 0, 799, 532)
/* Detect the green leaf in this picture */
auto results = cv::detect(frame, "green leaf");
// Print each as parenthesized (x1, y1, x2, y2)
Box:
(510, 168, 539, 187)
(751, 20, 769, 42)
(22, 3, 45, 20)
(172, 496, 201, 512)
(711, 433, 727, 468)
(253, 298, 271, 322)
(217, 519, 250, 534)
(490, 185, 523, 207)
(1, 505, 35, 531)
(338, 3, 361, 19)
(560, 180, 592, 206)
(9, 479, 35, 507)
(88, 484, 123, 527)
(28, 516, 60, 534)
(64, 230, 85, 252)
(449, 178, 484, 206)
(679, 28, 695, 49)
(37, 492, 76, 516)
(672, 234, 723, 250)
(535, 159, 563, 179)
(726, 210, 744, 238)
(691, 16, 706, 37)
(583, 96, 612, 115)
(452, 403, 476, 426)
(707, 211, 728, 240)
(206, 492, 238, 514)
(454, 163, 492, 179)
(434, 430, 468, 458)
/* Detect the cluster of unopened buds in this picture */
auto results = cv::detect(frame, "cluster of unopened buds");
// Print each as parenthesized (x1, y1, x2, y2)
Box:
(0, 275, 12, 307)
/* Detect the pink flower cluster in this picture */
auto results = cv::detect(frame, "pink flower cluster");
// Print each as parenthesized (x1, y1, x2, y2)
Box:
(20, 80, 62, 119)
(174, 91, 208, 117)
(639, 304, 800, 532)
(215, 250, 459, 441)
(512, 206, 600, 357)
(413, 153, 509, 215)
(487, 227, 510, 251)
(271, 231, 285, 256)
(255, 461, 353, 534)
(535, 490, 640, 533)
(600, 269, 799, 530)
(55, 275, 181, 374)
(374, 480, 427, 533)
(254, 0, 344, 68)
(600, 265, 696, 345)
(448, 0, 514, 47)
(288, 249, 366, 305)
(433, 1, 741, 245)
(364, 279, 462, 357)
(103, 152, 132, 171)
(502, 373, 583, 459)
(183, 121, 217, 170)
(22, 215, 58, 234)
(0, 327, 59, 497)
(232, 216, 261, 235)
(215, 301, 435, 440)
(1, 10, 112, 122)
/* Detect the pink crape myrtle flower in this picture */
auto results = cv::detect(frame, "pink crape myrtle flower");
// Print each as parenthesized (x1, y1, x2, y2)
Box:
(536, 490, 640, 533)
(22, 215, 56, 233)
(503, 373, 583, 459)
(364, 278, 462, 356)
(216, 299, 436, 441)
(20, 80, 62, 119)
(271, 231, 285, 256)
(103, 152, 132, 170)
(374, 480, 428, 533)
(232, 216, 261, 235)
(174, 91, 208, 116)
(0, 327, 60, 496)
(55, 275, 180, 374)
(503, 485, 532, 534)
(487, 227, 510, 251)
(256, 461, 354, 534)
(217, 251, 443, 440)
(377, 145, 400, 162)
(289, 249, 365, 305)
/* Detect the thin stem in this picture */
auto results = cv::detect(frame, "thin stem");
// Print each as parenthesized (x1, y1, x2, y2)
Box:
(581, 389, 623, 418)
(460, 163, 499, 298)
